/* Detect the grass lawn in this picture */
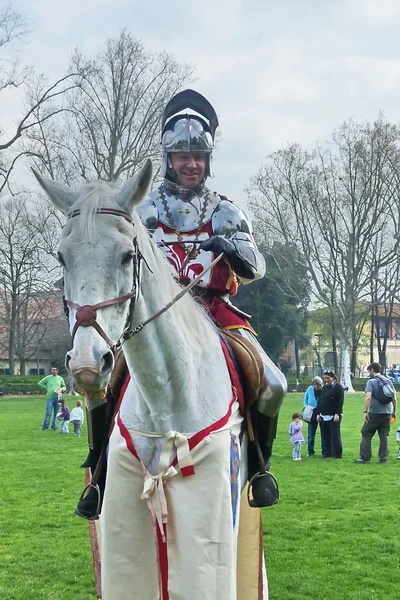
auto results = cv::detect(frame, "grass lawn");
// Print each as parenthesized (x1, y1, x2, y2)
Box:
(0, 396, 96, 600)
(1, 393, 399, 599)
(266, 393, 400, 600)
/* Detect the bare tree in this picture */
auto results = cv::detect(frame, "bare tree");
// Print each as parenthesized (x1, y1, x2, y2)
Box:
(26, 30, 195, 185)
(0, 5, 91, 195)
(248, 115, 400, 390)
(0, 4, 31, 91)
(0, 196, 61, 374)
(368, 247, 400, 370)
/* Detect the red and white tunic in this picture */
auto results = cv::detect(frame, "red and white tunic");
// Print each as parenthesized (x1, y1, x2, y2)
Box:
(100, 385, 243, 600)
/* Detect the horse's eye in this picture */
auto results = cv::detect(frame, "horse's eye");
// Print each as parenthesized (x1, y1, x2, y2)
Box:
(57, 252, 65, 266)
(121, 251, 134, 266)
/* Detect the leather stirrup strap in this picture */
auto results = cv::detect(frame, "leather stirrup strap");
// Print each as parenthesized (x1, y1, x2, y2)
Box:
(88, 349, 128, 488)
(223, 330, 267, 474)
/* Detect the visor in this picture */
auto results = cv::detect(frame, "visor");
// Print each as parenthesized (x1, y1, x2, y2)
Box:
(162, 117, 214, 154)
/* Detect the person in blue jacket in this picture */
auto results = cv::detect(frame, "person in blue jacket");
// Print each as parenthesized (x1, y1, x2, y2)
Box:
(303, 376, 326, 457)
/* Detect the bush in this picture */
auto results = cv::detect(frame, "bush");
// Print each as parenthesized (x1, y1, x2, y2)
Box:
(0, 375, 42, 385)
(0, 375, 45, 395)
(1, 383, 45, 395)
(286, 378, 400, 394)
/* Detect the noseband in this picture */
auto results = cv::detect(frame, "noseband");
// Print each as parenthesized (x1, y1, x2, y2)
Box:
(63, 207, 223, 354)
(64, 293, 137, 351)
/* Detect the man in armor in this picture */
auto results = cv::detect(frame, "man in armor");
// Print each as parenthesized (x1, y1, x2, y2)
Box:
(137, 89, 287, 504)
(78, 89, 286, 518)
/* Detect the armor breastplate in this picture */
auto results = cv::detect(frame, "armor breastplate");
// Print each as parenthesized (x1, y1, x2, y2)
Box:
(136, 181, 265, 283)
(144, 185, 220, 233)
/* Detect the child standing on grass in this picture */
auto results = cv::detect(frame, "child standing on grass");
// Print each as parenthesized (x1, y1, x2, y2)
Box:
(69, 399, 84, 436)
(57, 399, 70, 434)
(289, 412, 305, 461)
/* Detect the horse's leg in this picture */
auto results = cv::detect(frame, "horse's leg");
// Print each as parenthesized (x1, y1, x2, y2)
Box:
(101, 422, 159, 600)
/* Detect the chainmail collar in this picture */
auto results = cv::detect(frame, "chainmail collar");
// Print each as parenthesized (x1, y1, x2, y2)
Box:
(162, 178, 207, 201)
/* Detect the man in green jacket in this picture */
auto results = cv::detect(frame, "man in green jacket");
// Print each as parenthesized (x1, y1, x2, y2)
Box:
(39, 367, 66, 430)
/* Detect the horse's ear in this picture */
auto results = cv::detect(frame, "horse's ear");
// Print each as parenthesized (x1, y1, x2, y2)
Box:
(31, 169, 79, 214)
(116, 159, 153, 213)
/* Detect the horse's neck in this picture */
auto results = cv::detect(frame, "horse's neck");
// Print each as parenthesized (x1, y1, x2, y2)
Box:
(121, 231, 232, 434)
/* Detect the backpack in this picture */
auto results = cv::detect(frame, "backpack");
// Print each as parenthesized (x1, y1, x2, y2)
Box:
(374, 375, 395, 404)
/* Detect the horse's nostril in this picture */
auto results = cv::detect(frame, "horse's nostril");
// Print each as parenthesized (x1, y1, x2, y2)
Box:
(101, 351, 114, 374)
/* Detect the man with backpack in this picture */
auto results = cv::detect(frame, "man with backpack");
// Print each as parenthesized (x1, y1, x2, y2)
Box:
(354, 362, 397, 464)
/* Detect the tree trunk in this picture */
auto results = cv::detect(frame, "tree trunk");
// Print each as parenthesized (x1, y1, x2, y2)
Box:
(340, 343, 355, 392)
(8, 314, 15, 377)
(378, 350, 386, 372)
(20, 359, 26, 375)
(294, 340, 301, 379)
(331, 334, 338, 374)
(370, 306, 375, 363)
(351, 336, 357, 378)
(315, 348, 322, 377)
(8, 338, 15, 375)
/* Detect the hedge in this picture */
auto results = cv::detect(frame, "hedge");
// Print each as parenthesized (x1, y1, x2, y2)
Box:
(0, 383, 45, 395)
(1, 377, 399, 396)
(287, 380, 400, 394)
(0, 375, 42, 385)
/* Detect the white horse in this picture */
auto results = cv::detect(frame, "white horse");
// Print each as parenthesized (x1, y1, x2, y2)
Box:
(34, 160, 268, 600)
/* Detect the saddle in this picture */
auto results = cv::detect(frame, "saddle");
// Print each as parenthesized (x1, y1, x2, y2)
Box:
(222, 330, 264, 411)
(108, 331, 265, 431)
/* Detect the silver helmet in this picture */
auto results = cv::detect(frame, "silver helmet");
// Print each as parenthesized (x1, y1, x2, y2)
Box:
(160, 89, 219, 179)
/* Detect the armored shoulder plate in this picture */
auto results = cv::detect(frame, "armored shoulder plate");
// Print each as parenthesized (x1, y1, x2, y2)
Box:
(212, 199, 265, 281)
(212, 199, 252, 237)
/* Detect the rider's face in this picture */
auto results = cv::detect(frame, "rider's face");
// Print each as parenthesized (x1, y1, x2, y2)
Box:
(170, 153, 207, 189)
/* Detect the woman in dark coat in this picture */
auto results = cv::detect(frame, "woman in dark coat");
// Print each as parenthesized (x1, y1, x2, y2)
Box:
(317, 371, 344, 458)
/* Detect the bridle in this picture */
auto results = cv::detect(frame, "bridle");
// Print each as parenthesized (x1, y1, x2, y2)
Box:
(63, 208, 144, 355)
(63, 207, 222, 355)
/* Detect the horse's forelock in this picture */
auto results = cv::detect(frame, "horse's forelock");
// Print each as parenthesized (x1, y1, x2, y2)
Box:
(68, 181, 120, 238)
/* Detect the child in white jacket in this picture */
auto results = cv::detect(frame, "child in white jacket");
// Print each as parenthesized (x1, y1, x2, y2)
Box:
(70, 399, 85, 436)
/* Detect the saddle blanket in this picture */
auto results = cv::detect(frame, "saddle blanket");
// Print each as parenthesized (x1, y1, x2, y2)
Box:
(100, 394, 267, 599)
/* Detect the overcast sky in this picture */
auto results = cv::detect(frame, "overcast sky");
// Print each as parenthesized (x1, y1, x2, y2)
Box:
(6, 0, 400, 204)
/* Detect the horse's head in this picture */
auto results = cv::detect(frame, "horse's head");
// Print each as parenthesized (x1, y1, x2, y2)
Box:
(33, 160, 153, 395)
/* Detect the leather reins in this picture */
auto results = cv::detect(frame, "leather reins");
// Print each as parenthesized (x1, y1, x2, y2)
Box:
(63, 208, 223, 355)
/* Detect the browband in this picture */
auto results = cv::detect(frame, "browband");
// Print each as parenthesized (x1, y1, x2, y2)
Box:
(68, 208, 132, 224)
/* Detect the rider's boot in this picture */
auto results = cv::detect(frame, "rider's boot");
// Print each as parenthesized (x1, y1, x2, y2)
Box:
(80, 403, 108, 469)
(246, 348, 287, 508)
(75, 458, 107, 520)
(76, 403, 108, 520)
(247, 410, 280, 507)
(76, 351, 128, 520)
